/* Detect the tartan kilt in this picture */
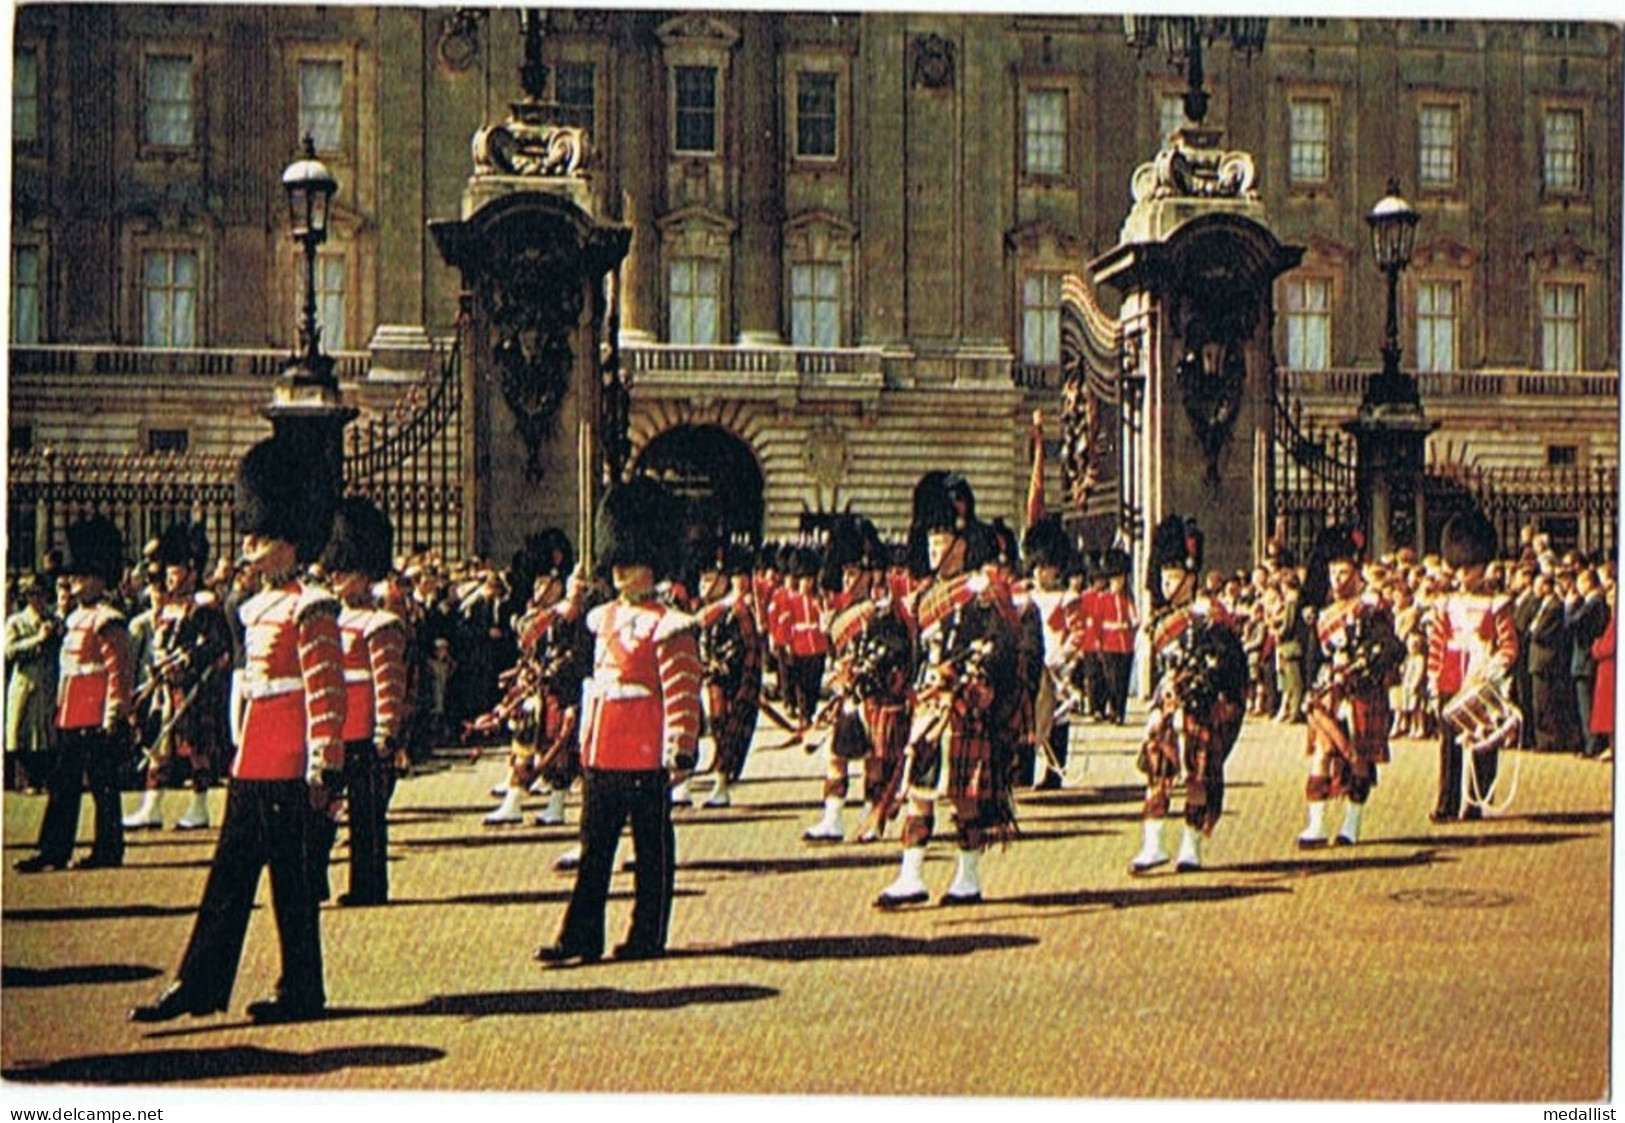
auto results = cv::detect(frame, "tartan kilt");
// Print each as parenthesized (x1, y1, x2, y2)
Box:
(1347, 691, 1392, 766)
(862, 699, 911, 763)
(708, 689, 759, 775)
(905, 708, 1001, 802)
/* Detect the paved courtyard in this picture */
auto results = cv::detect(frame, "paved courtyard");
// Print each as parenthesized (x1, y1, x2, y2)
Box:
(1, 709, 1613, 1103)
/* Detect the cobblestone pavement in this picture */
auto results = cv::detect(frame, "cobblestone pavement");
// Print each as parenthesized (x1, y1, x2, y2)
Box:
(1, 709, 1612, 1102)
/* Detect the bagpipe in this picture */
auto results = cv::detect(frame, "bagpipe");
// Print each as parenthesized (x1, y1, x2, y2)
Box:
(1307, 609, 1404, 708)
(1139, 618, 1242, 776)
(127, 633, 223, 785)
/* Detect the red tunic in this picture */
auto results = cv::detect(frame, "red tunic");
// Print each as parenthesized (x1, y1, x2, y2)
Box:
(338, 604, 408, 746)
(1097, 589, 1137, 655)
(55, 601, 132, 731)
(580, 596, 703, 772)
(1590, 615, 1615, 736)
(236, 581, 347, 781)
(781, 587, 830, 658)
(1427, 592, 1518, 699)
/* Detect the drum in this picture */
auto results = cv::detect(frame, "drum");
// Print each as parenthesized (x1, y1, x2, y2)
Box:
(1441, 678, 1523, 755)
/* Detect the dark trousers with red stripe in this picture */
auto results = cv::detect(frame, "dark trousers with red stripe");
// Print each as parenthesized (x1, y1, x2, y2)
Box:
(554, 767, 674, 956)
(172, 778, 325, 1012)
(342, 739, 393, 904)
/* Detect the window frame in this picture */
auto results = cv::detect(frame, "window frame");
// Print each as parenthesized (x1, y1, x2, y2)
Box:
(296, 56, 346, 156)
(1541, 105, 1585, 200)
(1287, 96, 1332, 189)
(1538, 280, 1584, 373)
(10, 241, 45, 346)
(667, 255, 724, 345)
(789, 261, 843, 349)
(1022, 87, 1068, 179)
(793, 69, 840, 163)
(1413, 278, 1461, 374)
(1020, 270, 1065, 371)
(13, 42, 43, 152)
(139, 246, 203, 348)
(672, 64, 719, 156)
(1282, 275, 1335, 372)
(140, 49, 199, 156)
(554, 60, 597, 133)
(1416, 99, 1462, 195)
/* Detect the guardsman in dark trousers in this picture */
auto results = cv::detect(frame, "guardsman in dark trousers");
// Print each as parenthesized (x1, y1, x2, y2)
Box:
(693, 539, 762, 809)
(130, 436, 346, 1024)
(15, 516, 133, 873)
(536, 479, 703, 965)
(321, 497, 408, 906)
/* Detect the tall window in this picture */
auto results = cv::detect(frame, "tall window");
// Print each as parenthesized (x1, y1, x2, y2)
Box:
(144, 54, 195, 149)
(1289, 99, 1330, 185)
(298, 60, 344, 152)
(1284, 277, 1332, 370)
(790, 263, 841, 349)
(11, 245, 42, 344)
(316, 251, 346, 351)
(555, 62, 595, 131)
(1541, 283, 1582, 372)
(796, 72, 838, 159)
(669, 258, 720, 344)
(1024, 89, 1066, 176)
(674, 66, 717, 154)
(1022, 273, 1063, 368)
(13, 46, 39, 144)
(1417, 103, 1458, 190)
(1415, 281, 1458, 373)
(1542, 22, 1582, 41)
(1417, 20, 1457, 34)
(143, 250, 198, 347)
(1543, 109, 1582, 194)
(1159, 94, 1187, 145)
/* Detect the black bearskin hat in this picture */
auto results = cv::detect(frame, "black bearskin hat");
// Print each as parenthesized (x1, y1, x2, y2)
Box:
(1099, 547, 1131, 579)
(822, 515, 884, 590)
(908, 471, 986, 578)
(236, 437, 336, 564)
(154, 521, 210, 573)
(63, 514, 125, 585)
(1022, 515, 1074, 573)
(529, 528, 576, 582)
(596, 477, 678, 578)
(1302, 523, 1365, 610)
(319, 496, 394, 582)
(1149, 514, 1203, 574)
(1441, 510, 1498, 570)
(702, 538, 756, 577)
(986, 519, 1021, 573)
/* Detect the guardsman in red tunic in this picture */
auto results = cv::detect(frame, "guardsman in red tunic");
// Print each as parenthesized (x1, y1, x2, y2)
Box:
(1428, 511, 1520, 821)
(1096, 549, 1139, 725)
(123, 521, 233, 832)
(130, 436, 345, 1025)
(1295, 525, 1405, 849)
(1131, 516, 1247, 874)
(15, 516, 133, 873)
(320, 497, 408, 906)
(779, 546, 829, 726)
(536, 480, 703, 965)
(1022, 516, 1077, 790)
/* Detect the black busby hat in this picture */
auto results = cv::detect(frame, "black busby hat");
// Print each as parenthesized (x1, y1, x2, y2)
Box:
(1441, 510, 1498, 570)
(1099, 547, 1131, 579)
(1022, 515, 1074, 572)
(908, 471, 985, 578)
(236, 437, 336, 564)
(703, 538, 756, 577)
(63, 515, 125, 584)
(986, 518, 1021, 572)
(1313, 524, 1365, 566)
(154, 521, 210, 573)
(822, 515, 884, 590)
(529, 527, 576, 582)
(596, 477, 677, 578)
(319, 496, 394, 582)
(1149, 514, 1203, 574)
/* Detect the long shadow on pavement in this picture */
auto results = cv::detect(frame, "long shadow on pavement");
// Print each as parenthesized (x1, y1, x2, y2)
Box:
(1217, 849, 1448, 878)
(2, 963, 164, 988)
(1515, 811, 1611, 826)
(678, 851, 902, 875)
(4, 903, 203, 923)
(1001, 883, 1291, 909)
(1375, 829, 1589, 849)
(4, 1043, 445, 1084)
(691, 932, 1037, 961)
(385, 886, 703, 908)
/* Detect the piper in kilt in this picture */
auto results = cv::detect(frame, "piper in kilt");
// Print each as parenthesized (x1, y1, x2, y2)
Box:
(803, 515, 917, 844)
(875, 473, 1020, 909)
(694, 538, 762, 809)
(1131, 515, 1247, 874)
(1296, 525, 1406, 849)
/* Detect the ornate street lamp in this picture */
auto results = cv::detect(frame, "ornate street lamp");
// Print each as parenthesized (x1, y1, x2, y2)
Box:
(1364, 177, 1422, 408)
(1124, 15, 1268, 125)
(280, 134, 339, 388)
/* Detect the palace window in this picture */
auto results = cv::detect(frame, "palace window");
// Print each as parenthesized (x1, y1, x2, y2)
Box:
(555, 63, 595, 131)
(1542, 22, 1582, 41)
(297, 59, 344, 152)
(1417, 20, 1457, 35)
(142, 249, 199, 347)
(147, 429, 190, 455)
(1540, 282, 1583, 372)
(11, 244, 42, 345)
(144, 54, 195, 149)
(1022, 272, 1063, 368)
(1023, 89, 1066, 176)
(1289, 98, 1330, 185)
(790, 263, 841, 349)
(1288, 18, 1328, 29)
(1284, 277, 1332, 371)
(1546, 445, 1579, 468)
(1159, 94, 1186, 145)
(674, 65, 718, 154)
(316, 251, 347, 351)
(669, 257, 721, 344)
(1414, 280, 1458, 373)
(1543, 109, 1582, 195)
(13, 46, 39, 144)
(1417, 103, 1458, 190)
(796, 71, 838, 159)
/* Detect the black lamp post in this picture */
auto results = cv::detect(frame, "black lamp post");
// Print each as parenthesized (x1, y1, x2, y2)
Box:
(1345, 177, 1436, 558)
(280, 134, 339, 389)
(1124, 15, 1268, 125)
(264, 133, 356, 512)
(1364, 177, 1422, 409)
